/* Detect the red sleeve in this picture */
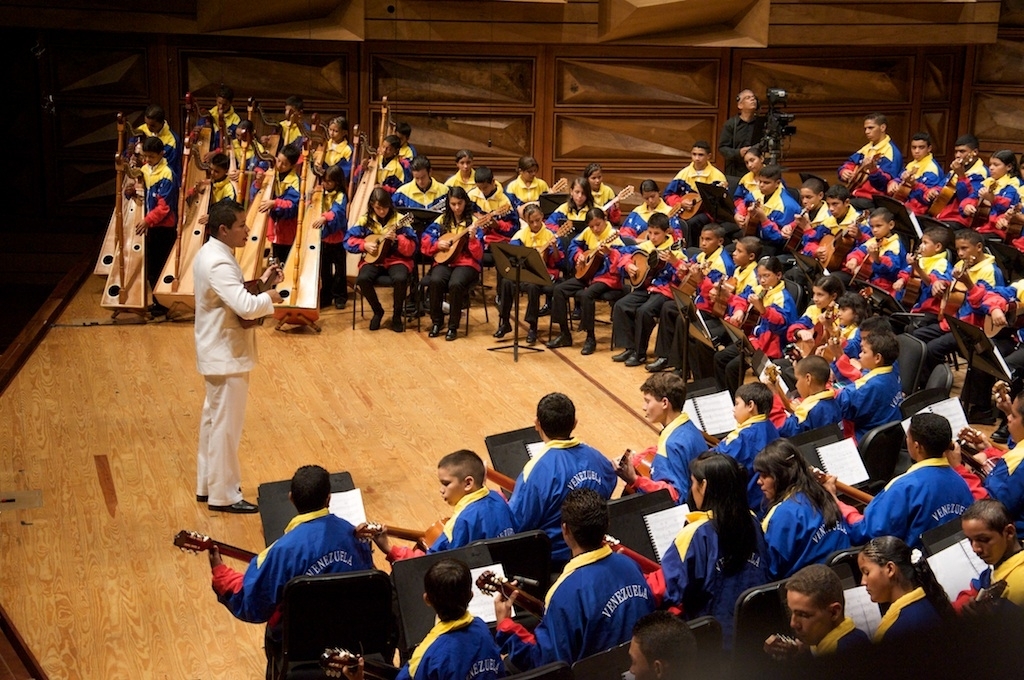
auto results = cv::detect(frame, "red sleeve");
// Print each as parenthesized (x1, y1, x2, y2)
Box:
(955, 465, 990, 501)
(762, 304, 786, 325)
(386, 545, 426, 563)
(769, 394, 789, 428)
(606, 248, 624, 275)
(211, 564, 245, 597)
(396, 233, 416, 257)
(468, 234, 485, 260)
(607, 204, 622, 224)
(979, 289, 1008, 312)
(322, 210, 335, 222)
(273, 197, 295, 210)
(420, 231, 439, 257)
(347, 232, 367, 253)
(496, 618, 536, 644)
(844, 249, 866, 273)
(787, 320, 811, 342)
(834, 354, 862, 383)
(983, 446, 1004, 461)
(145, 196, 170, 226)
(630, 477, 680, 503)
(645, 569, 667, 608)
(838, 499, 863, 523)
(953, 587, 980, 613)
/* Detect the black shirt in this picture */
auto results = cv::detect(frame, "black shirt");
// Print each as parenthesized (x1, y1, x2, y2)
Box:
(719, 115, 765, 178)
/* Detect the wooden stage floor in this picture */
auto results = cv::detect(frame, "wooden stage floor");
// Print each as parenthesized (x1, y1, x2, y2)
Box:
(0, 274, 664, 679)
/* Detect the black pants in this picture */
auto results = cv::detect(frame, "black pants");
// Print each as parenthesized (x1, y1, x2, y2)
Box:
(146, 226, 177, 289)
(271, 242, 292, 264)
(427, 265, 477, 330)
(689, 315, 729, 382)
(356, 263, 408, 318)
(319, 240, 348, 304)
(654, 303, 681, 365)
(914, 322, 1015, 407)
(714, 343, 748, 397)
(499, 277, 553, 330)
(612, 290, 668, 356)
(683, 213, 712, 248)
(552, 279, 618, 336)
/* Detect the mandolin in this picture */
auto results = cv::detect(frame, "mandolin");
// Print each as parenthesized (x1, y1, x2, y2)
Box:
(601, 185, 636, 214)
(320, 648, 395, 680)
(619, 447, 654, 479)
(929, 150, 978, 217)
(628, 240, 683, 289)
(433, 207, 513, 265)
(743, 199, 765, 237)
(362, 213, 415, 264)
(173, 529, 258, 562)
(1002, 203, 1022, 243)
(733, 286, 767, 334)
(535, 221, 574, 257)
(983, 299, 1024, 338)
(476, 570, 546, 618)
(976, 579, 1009, 604)
(357, 519, 446, 552)
(764, 633, 802, 660)
(574, 229, 622, 282)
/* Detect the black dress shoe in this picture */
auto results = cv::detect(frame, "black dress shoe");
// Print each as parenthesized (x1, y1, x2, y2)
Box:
(369, 312, 384, 331)
(646, 357, 670, 373)
(428, 323, 443, 338)
(526, 329, 538, 345)
(581, 337, 597, 355)
(493, 322, 512, 339)
(391, 317, 405, 333)
(625, 354, 648, 367)
(335, 299, 347, 310)
(537, 303, 551, 317)
(149, 303, 169, 318)
(612, 349, 634, 363)
(992, 421, 1010, 444)
(209, 500, 259, 514)
(196, 495, 208, 503)
(446, 328, 458, 341)
(571, 307, 582, 321)
(546, 333, 572, 349)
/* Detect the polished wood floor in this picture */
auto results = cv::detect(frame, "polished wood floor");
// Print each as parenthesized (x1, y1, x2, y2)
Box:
(0, 273, 668, 680)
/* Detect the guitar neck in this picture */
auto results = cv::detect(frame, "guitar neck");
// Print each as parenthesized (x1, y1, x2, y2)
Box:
(385, 525, 427, 543)
(498, 582, 546, 618)
(212, 540, 258, 562)
(486, 467, 516, 493)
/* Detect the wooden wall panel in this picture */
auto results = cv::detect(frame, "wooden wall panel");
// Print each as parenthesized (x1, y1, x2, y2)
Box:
(741, 56, 913, 106)
(182, 53, 351, 103)
(554, 115, 718, 161)
(967, 31, 1024, 154)
(371, 112, 534, 160)
(554, 58, 719, 107)
(370, 55, 535, 105)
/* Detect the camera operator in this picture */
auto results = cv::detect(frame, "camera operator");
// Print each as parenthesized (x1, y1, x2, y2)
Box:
(718, 89, 765, 181)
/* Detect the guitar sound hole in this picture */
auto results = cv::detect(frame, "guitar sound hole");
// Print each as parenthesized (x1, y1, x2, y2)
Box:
(102, 255, 114, 265)
(163, 275, 174, 284)
(279, 289, 290, 299)
(108, 285, 120, 297)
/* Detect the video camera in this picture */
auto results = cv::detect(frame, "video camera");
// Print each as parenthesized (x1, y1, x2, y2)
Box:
(761, 88, 797, 165)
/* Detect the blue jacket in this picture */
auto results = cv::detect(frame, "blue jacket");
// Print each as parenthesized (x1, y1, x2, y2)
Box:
(495, 547, 654, 668)
(983, 443, 1024, 533)
(845, 458, 973, 549)
(211, 510, 373, 639)
(874, 588, 943, 643)
(428, 489, 516, 552)
(836, 366, 903, 442)
(397, 616, 504, 680)
(660, 512, 769, 648)
(711, 416, 780, 513)
(761, 492, 851, 580)
(649, 413, 709, 505)
(778, 390, 842, 438)
(508, 438, 617, 562)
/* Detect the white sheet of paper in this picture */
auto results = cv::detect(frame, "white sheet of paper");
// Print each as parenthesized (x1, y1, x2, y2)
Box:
(469, 563, 512, 623)
(816, 438, 870, 486)
(526, 441, 546, 459)
(844, 585, 881, 637)
(685, 391, 737, 436)
(643, 504, 691, 562)
(927, 537, 987, 602)
(902, 396, 969, 437)
(328, 488, 366, 526)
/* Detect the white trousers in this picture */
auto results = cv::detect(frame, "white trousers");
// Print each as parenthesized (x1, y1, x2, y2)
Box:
(196, 372, 249, 506)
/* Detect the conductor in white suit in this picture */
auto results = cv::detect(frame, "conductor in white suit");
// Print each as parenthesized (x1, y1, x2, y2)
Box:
(193, 200, 283, 513)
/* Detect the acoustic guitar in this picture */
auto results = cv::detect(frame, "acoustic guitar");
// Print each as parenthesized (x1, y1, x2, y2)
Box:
(891, 169, 916, 203)
(940, 256, 974, 322)
(928, 150, 978, 217)
(600, 185, 636, 214)
(574, 229, 622, 282)
(627, 240, 683, 289)
(320, 648, 395, 680)
(173, 529, 258, 562)
(970, 177, 998, 230)
(357, 519, 447, 552)
(475, 571, 546, 618)
(817, 211, 869, 271)
(844, 152, 883, 191)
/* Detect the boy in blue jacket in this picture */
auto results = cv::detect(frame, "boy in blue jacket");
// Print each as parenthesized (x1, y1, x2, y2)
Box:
(770, 355, 841, 438)
(711, 382, 780, 513)
(836, 330, 903, 441)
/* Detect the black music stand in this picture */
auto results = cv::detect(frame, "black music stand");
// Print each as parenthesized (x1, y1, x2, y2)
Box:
(947, 316, 1013, 414)
(396, 207, 443, 224)
(670, 285, 698, 380)
(484, 425, 542, 495)
(721, 316, 765, 391)
(873, 195, 923, 247)
(695, 182, 734, 223)
(990, 241, 1024, 282)
(489, 242, 551, 361)
(539, 193, 569, 218)
(607, 490, 676, 564)
(854, 280, 907, 316)
(258, 471, 355, 545)
(915, 214, 958, 247)
(793, 251, 824, 288)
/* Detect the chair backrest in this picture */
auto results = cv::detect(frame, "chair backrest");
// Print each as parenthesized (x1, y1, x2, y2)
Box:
(687, 615, 724, 677)
(857, 421, 904, 483)
(513, 661, 574, 680)
(281, 570, 396, 672)
(923, 363, 954, 397)
(899, 386, 949, 420)
(783, 279, 806, 314)
(570, 641, 630, 680)
(896, 333, 927, 394)
(827, 547, 864, 586)
(732, 579, 789, 662)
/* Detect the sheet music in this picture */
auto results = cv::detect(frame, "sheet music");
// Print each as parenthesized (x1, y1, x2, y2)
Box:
(643, 504, 691, 562)
(844, 585, 881, 637)
(816, 438, 870, 486)
(683, 391, 737, 436)
(901, 396, 969, 436)
(994, 345, 1013, 382)
(927, 538, 987, 602)
(328, 488, 366, 526)
(907, 212, 923, 239)
(525, 441, 546, 459)
(469, 563, 512, 623)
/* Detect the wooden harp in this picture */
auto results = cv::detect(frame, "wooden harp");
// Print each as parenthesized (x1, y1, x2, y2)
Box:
(273, 136, 322, 331)
(101, 112, 148, 313)
(347, 97, 390, 228)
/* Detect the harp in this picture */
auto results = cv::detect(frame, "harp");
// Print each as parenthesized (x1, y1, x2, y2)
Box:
(273, 137, 322, 332)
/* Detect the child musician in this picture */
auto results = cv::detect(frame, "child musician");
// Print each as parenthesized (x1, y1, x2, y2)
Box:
(926, 134, 989, 227)
(621, 180, 682, 241)
(891, 226, 952, 329)
(444, 149, 475, 193)
(786, 275, 845, 358)
(690, 224, 735, 317)
(837, 112, 903, 206)
(393, 155, 449, 210)
(835, 330, 903, 441)
(709, 382, 780, 514)
(312, 165, 349, 310)
(746, 165, 801, 254)
(664, 141, 728, 245)
(963, 150, 1022, 240)
(784, 177, 830, 256)
(505, 155, 550, 216)
(767, 356, 841, 437)
(898, 132, 944, 216)
(841, 207, 906, 293)
(495, 204, 563, 346)
(469, 167, 517, 259)
(354, 134, 410, 194)
(257, 142, 301, 263)
(421, 187, 484, 341)
(320, 116, 353, 182)
(585, 163, 622, 224)
(954, 500, 1024, 611)
(546, 177, 594, 228)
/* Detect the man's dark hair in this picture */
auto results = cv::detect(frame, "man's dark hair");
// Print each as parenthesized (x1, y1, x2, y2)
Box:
(280, 143, 301, 166)
(954, 134, 980, 150)
(537, 393, 575, 440)
(410, 155, 431, 173)
(396, 121, 412, 138)
(632, 611, 696, 674)
(437, 449, 485, 486)
(825, 184, 851, 201)
(962, 498, 1014, 532)
(640, 373, 687, 411)
(648, 212, 670, 231)
(795, 355, 831, 386)
(290, 464, 331, 513)
(911, 131, 932, 145)
(955, 228, 985, 247)
(692, 140, 712, 153)
(424, 559, 473, 621)
(785, 563, 845, 610)
(864, 331, 899, 365)
(865, 112, 888, 126)
(474, 166, 495, 184)
(560, 488, 608, 550)
(144, 104, 166, 123)
(758, 164, 783, 181)
(908, 413, 952, 459)
(142, 136, 164, 154)
(736, 382, 773, 416)
(208, 200, 243, 239)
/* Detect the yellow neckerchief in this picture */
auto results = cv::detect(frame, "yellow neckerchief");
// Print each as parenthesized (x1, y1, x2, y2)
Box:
(136, 121, 176, 151)
(808, 202, 830, 225)
(514, 226, 554, 250)
(407, 611, 475, 678)
(678, 163, 726, 186)
(856, 134, 896, 163)
(632, 200, 671, 221)
(322, 189, 340, 212)
(657, 412, 692, 457)
(363, 212, 402, 236)
(212, 175, 237, 203)
(760, 184, 787, 215)
(853, 365, 893, 388)
(840, 323, 858, 341)
(445, 172, 476, 193)
(593, 183, 616, 206)
(442, 487, 490, 541)
(987, 173, 1021, 196)
(992, 547, 1024, 588)
(734, 261, 758, 293)
(547, 546, 613, 606)
(323, 140, 352, 167)
(577, 224, 623, 250)
(256, 508, 329, 567)
(964, 253, 998, 287)
(723, 414, 766, 445)
(918, 252, 950, 277)
(506, 176, 549, 203)
(209, 105, 241, 129)
(793, 389, 836, 423)
(905, 153, 937, 180)
(696, 246, 727, 276)
(738, 171, 758, 196)
(672, 511, 713, 562)
(521, 437, 581, 482)
(879, 233, 901, 256)
(274, 170, 299, 198)
(760, 490, 794, 532)
(639, 235, 675, 254)
(803, 304, 825, 325)
(822, 206, 860, 236)
(813, 617, 859, 656)
(142, 158, 173, 189)
(965, 157, 990, 181)
(470, 181, 512, 214)
(873, 586, 925, 642)
(1002, 441, 1024, 475)
(279, 119, 303, 146)
(763, 281, 786, 311)
(883, 456, 949, 492)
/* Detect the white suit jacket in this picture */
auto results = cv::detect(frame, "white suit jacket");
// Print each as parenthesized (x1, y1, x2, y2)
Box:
(193, 237, 276, 376)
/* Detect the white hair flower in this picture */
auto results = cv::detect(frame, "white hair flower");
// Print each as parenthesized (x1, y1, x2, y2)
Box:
(910, 548, 924, 565)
